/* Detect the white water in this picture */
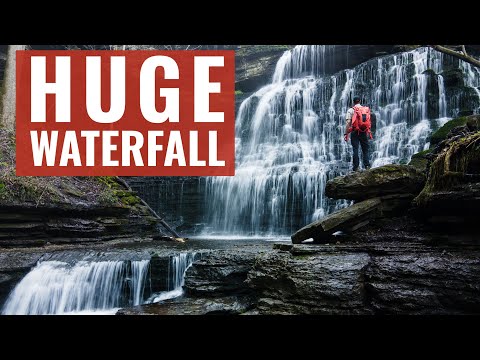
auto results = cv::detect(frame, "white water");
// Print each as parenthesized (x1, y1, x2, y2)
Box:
(1, 253, 198, 315)
(148, 252, 197, 303)
(204, 46, 480, 236)
(1, 260, 150, 315)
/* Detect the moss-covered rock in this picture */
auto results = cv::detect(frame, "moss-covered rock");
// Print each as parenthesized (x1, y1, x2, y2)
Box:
(430, 117, 469, 146)
(325, 164, 426, 201)
(408, 148, 432, 172)
(466, 115, 480, 130)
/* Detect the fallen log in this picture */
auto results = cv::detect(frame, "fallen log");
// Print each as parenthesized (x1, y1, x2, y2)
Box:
(291, 198, 381, 244)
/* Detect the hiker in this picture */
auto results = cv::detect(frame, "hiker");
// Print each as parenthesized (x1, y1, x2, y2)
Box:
(344, 96, 373, 171)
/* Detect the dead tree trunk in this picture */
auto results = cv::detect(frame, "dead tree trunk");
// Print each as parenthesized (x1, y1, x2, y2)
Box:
(1, 45, 27, 133)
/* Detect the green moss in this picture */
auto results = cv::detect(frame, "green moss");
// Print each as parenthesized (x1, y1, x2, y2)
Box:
(411, 148, 432, 159)
(111, 189, 141, 207)
(374, 165, 403, 172)
(121, 195, 141, 206)
(430, 117, 468, 146)
(235, 90, 243, 95)
(408, 148, 432, 171)
(97, 176, 122, 190)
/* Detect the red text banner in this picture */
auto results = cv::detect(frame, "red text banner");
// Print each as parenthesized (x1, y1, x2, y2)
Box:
(16, 50, 235, 176)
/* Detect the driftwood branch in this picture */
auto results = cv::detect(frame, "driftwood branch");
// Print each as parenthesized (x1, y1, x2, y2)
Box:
(430, 45, 480, 68)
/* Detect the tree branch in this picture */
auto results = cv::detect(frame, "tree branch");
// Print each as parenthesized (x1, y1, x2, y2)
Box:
(430, 45, 480, 68)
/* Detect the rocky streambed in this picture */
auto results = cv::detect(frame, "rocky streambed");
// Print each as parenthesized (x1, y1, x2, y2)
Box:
(117, 220, 480, 315)
(120, 115, 480, 315)
(2, 220, 479, 315)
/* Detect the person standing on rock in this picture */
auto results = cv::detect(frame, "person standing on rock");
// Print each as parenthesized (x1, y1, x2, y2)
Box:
(344, 96, 373, 172)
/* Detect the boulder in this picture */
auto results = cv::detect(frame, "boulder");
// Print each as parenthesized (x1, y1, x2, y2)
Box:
(325, 164, 426, 201)
(291, 198, 381, 243)
(408, 149, 432, 172)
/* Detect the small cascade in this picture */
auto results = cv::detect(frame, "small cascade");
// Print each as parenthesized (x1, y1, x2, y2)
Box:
(1, 252, 199, 315)
(148, 252, 197, 303)
(1, 260, 150, 315)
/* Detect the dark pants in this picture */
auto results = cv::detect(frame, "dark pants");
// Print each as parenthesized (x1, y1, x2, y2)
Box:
(351, 131, 370, 170)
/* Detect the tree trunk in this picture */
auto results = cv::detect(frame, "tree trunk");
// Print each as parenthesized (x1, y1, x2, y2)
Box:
(1, 45, 27, 133)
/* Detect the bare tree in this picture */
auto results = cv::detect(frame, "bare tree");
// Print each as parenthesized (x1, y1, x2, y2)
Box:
(1, 45, 27, 133)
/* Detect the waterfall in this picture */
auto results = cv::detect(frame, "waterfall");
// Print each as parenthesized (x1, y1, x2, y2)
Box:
(1, 252, 199, 315)
(148, 252, 197, 303)
(204, 45, 480, 236)
(1, 260, 150, 315)
(461, 60, 480, 112)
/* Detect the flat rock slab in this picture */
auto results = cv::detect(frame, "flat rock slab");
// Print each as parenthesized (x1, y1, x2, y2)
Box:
(291, 198, 381, 244)
(325, 164, 425, 201)
(116, 295, 253, 315)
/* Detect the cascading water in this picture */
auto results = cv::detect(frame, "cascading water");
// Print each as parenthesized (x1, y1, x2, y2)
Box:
(148, 252, 197, 303)
(2, 252, 198, 315)
(204, 45, 480, 236)
(1, 260, 150, 315)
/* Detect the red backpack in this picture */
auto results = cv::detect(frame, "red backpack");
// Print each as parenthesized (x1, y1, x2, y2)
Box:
(350, 105, 373, 139)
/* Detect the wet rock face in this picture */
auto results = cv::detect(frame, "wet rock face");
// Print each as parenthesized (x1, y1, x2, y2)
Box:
(126, 237, 480, 315)
(115, 222, 480, 315)
(235, 45, 294, 93)
(0, 252, 42, 307)
(325, 164, 426, 201)
(247, 243, 480, 315)
(123, 176, 205, 235)
(366, 250, 480, 314)
(234, 45, 401, 93)
(184, 249, 259, 297)
(0, 203, 160, 247)
(247, 248, 371, 315)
